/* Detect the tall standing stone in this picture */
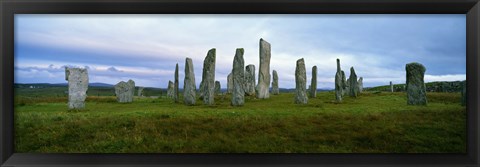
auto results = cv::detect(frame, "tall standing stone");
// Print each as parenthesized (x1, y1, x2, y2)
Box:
(358, 77, 363, 93)
(348, 67, 358, 97)
(461, 80, 466, 106)
(334, 59, 343, 102)
(309, 66, 317, 98)
(341, 70, 347, 97)
(115, 79, 135, 103)
(245, 65, 256, 96)
(215, 81, 221, 95)
(406, 62, 427, 105)
(272, 70, 279, 95)
(390, 81, 394, 92)
(294, 58, 308, 104)
(227, 72, 233, 94)
(200, 49, 216, 105)
(65, 67, 89, 109)
(232, 48, 245, 106)
(256, 38, 271, 99)
(183, 58, 196, 105)
(138, 87, 144, 97)
(167, 81, 174, 98)
(174, 63, 179, 103)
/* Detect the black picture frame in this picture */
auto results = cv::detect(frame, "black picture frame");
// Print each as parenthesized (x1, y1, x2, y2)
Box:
(1, 0, 479, 166)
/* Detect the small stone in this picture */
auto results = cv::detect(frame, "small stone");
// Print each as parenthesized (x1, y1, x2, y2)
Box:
(167, 81, 174, 98)
(272, 70, 279, 95)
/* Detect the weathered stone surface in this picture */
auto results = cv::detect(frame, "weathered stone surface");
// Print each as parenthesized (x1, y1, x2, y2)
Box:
(65, 67, 89, 109)
(200, 49, 216, 105)
(461, 80, 466, 106)
(256, 38, 271, 99)
(294, 58, 308, 104)
(358, 77, 363, 93)
(167, 81, 174, 98)
(348, 67, 358, 97)
(272, 70, 279, 95)
(390, 81, 394, 92)
(174, 63, 179, 103)
(232, 48, 245, 106)
(309, 66, 317, 98)
(138, 87, 144, 96)
(406, 62, 427, 105)
(341, 70, 347, 97)
(245, 64, 256, 96)
(227, 72, 233, 94)
(334, 59, 342, 102)
(183, 58, 196, 105)
(215, 81, 221, 95)
(115, 79, 135, 103)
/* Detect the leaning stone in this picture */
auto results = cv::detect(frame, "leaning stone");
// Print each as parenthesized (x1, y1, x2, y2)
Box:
(167, 80, 174, 98)
(201, 49, 216, 105)
(65, 67, 89, 109)
(215, 81, 221, 95)
(138, 87, 144, 97)
(115, 79, 135, 103)
(245, 64, 256, 96)
(406, 62, 427, 105)
(174, 63, 179, 103)
(183, 57, 196, 105)
(294, 58, 308, 104)
(232, 48, 245, 106)
(256, 38, 271, 99)
(272, 70, 279, 95)
(348, 67, 358, 97)
(309, 66, 317, 98)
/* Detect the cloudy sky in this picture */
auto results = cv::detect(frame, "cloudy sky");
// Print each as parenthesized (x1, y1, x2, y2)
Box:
(15, 14, 466, 89)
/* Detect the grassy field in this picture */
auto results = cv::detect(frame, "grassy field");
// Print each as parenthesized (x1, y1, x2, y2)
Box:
(14, 90, 466, 153)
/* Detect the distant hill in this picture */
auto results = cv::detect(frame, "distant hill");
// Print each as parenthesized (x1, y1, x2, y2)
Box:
(365, 81, 465, 92)
(15, 82, 114, 88)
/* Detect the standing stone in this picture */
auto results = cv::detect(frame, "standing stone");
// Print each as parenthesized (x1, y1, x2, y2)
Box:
(406, 62, 427, 105)
(215, 81, 221, 95)
(256, 38, 271, 99)
(138, 87, 144, 97)
(200, 49, 216, 105)
(167, 81, 174, 98)
(245, 64, 256, 96)
(461, 80, 466, 106)
(227, 72, 233, 94)
(65, 67, 88, 109)
(309, 66, 317, 98)
(357, 77, 363, 93)
(183, 58, 196, 105)
(341, 70, 347, 97)
(349, 67, 358, 97)
(174, 63, 179, 103)
(334, 59, 343, 102)
(272, 70, 279, 95)
(294, 58, 308, 104)
(115, 79, 135, 103)
(232, 48, 245, 106)
(390, 81, 394, 92)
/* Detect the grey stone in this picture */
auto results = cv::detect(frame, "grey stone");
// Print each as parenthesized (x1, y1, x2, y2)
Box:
(358, 77, 363, 93)
(232, 48, 245, 106)
(115, 79, 135, 103)
(167, 81, 174, 98)
(461, 80, 466, 106)
(174, 63, 179, 103)
(245, 64, 256, 96)
(201, 49, 216, 105)
(256, 38, 271, 99)
(272, 70, 279, 95)
(309, 66, 317, 98)
(215, 81, 221, 95)
(334, 59, 342, 102)
(341, 70, 347, 97)
(348, 67, 358, 97)
(138, 87, 144, 96)
(227, 72, 233, 94)
(406, 62, 427, 105)
(65, 67, 89, 109)
(390, 81, 394, 92)
(183, 57, 196, 105)
(294, 58, 308, 104)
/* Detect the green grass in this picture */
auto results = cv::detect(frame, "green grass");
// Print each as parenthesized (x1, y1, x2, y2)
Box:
(14, 91, 466, 153)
